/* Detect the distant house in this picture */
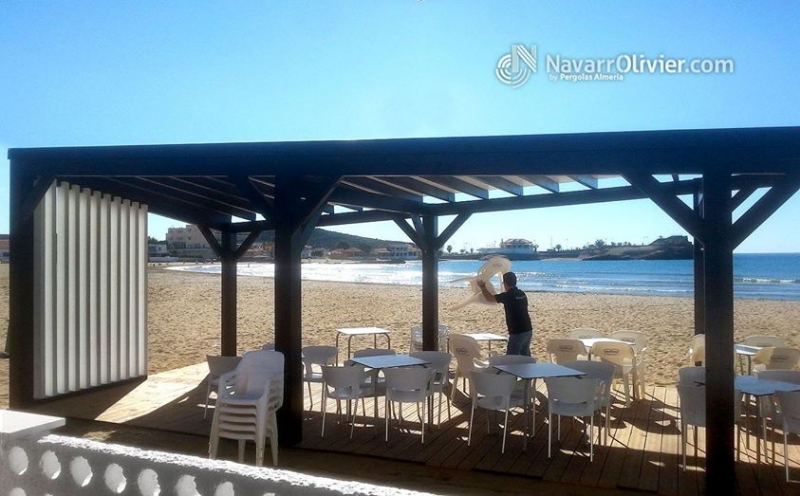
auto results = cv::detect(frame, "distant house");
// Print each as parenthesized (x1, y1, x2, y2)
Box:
(166, 225, 217, 259)
(386, 243, 420, 260)
(0, 234, 9, 262)
(478, 238, 536, 258)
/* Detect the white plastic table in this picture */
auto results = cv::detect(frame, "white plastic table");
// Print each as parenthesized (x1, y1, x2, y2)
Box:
(335, 327, 392, 361)
(462, 332, 509, 353)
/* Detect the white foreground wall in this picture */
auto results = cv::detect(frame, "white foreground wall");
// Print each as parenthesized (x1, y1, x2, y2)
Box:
(0, 432, 437, 496)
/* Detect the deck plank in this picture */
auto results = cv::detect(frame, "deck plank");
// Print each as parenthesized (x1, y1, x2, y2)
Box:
(24, 362, 800, 495)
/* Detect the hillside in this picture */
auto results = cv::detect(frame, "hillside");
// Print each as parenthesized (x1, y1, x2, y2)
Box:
(258, 228, 407, 252)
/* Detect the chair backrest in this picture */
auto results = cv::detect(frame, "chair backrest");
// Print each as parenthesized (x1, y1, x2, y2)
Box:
(776, 391, 800, 434)
(567, 328, 603, 340)
(352, 348, 397, 358)
(689, 334, 705, 365)
(206, 355, 243, 379)
(591, 341, 636, 367)
(449, 335, 486, 372)
(322, 365, 368, 392)
(233, 350, 285, 397)
(544, 376, 599, 415)
(677, 384, 706, 427)
(756, 369, 800, 384)
(410, 324, 450, 351)
(409, 351, 452, 377)
(469, 370, 518, 405)
(743, 335, 787, 348)
(677, 366, 706, 385)
(384, 367, 434, 400)
(488, 355, 537, 366)
(678, 383, 741, 427)
(611, 330, 648, 354)
(302, 346, 338, 376)
(755, 347, 800, 370)
(546, 338, 588, 364)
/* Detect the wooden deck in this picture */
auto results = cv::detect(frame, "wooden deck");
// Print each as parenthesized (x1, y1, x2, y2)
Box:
(24, 363, 800, 496)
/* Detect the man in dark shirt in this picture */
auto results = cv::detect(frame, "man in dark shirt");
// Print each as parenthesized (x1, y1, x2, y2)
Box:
(477, 271, 533, 356)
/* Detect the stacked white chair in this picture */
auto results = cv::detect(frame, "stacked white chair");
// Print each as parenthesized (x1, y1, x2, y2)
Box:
(203, 355, 243, 420)
(208, 350, 284, 467)
(775, 390, 800, 481)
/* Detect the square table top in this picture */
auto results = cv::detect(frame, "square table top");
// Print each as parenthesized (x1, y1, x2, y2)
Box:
(464, 332, 508, 342)
(336, 327, 391, 336)
(349, 354, 429, 369)
(734, 375, 800, 396)
(579, 337, 627, 348)
(493, 362, 586, 380)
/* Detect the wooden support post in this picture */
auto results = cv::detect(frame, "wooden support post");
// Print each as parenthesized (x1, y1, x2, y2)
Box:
(219, 231, 238, 356)
(421, 214, 439, 351)
(702, 171, 736, 493)
(693, 189, 705, 336)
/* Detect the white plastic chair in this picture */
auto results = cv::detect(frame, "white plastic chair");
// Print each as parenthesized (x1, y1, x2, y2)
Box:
(611, 330, 648, 355)
(775, 390, 800, 481)
(449, 334, 491, 401)
(567, 328, 604, 340)
(409, 351, 453, 426)
(688, 334, 705, 366)
(544, 376, 602, 461)
(546, 338, 589, 364)
(208, 350, 284, 467)
(204, 355, 243, 420)
(677, 366, 705, 386)
(752, 347, 800, 373)
(301, 345, 338, 410)
(757, 369, 800, 461)
(591, 341, 643, 405)
(320, 365, 370, 439)
(677, 383, 742, 471)
(467, 370, 523, 454)
(383, 367, 435, 443)
(743, 335, 787, 348)
(409, 324, 450, 352)
(562, 360, 616, 445)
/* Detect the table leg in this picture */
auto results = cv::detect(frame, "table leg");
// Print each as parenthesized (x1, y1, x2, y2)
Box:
(523, 379, 530, 451)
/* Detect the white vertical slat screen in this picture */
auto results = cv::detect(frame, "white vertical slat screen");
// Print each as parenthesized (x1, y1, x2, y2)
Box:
(33, 181, 148, 399)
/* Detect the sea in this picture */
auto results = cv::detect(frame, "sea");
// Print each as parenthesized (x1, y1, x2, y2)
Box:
(171, 253, 800, 301)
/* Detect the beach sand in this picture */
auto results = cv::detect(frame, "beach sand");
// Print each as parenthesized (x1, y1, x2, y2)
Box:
(3, 263, 800, 405)
(2, 263, 800, 493)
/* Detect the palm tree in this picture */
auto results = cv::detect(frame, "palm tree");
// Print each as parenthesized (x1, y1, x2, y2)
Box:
(446, 244, 453, 254)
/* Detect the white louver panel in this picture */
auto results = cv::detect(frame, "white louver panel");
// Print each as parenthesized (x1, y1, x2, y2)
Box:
(33, 182, 148, 398)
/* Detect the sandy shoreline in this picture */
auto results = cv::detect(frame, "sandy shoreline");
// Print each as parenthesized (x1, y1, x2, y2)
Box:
(3, 264, 800, 408)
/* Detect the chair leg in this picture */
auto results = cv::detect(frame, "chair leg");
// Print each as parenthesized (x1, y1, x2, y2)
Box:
(548, 411, 553, 458)
(501, 409, 509, 453)
(468, 400, 476, 446)
(350, 396, 359, 440)
(204, 381, 212, 420)
(385, 396, 391, 442)
(307, 381, 313, 410)
(321, 393, 328, 437)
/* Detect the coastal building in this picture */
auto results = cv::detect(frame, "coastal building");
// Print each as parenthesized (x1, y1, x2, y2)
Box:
(478, 238, 537, 259)
(386, 243, 421, 260)
(166, 224, 217, 259)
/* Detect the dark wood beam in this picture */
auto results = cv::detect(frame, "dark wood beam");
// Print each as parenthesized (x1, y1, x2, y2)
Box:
(437, 213, 471, 251)
(623, 171, 703, 240)
(731, 173, 800, 248)
(520, 175, 559, 193)
(423, 176, 489, 199)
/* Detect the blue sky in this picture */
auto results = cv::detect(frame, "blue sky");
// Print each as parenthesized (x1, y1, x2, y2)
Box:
(1, 1, 799, 252)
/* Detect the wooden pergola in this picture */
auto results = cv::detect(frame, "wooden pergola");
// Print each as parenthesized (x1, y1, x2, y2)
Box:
(9, 126, 800, 493)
